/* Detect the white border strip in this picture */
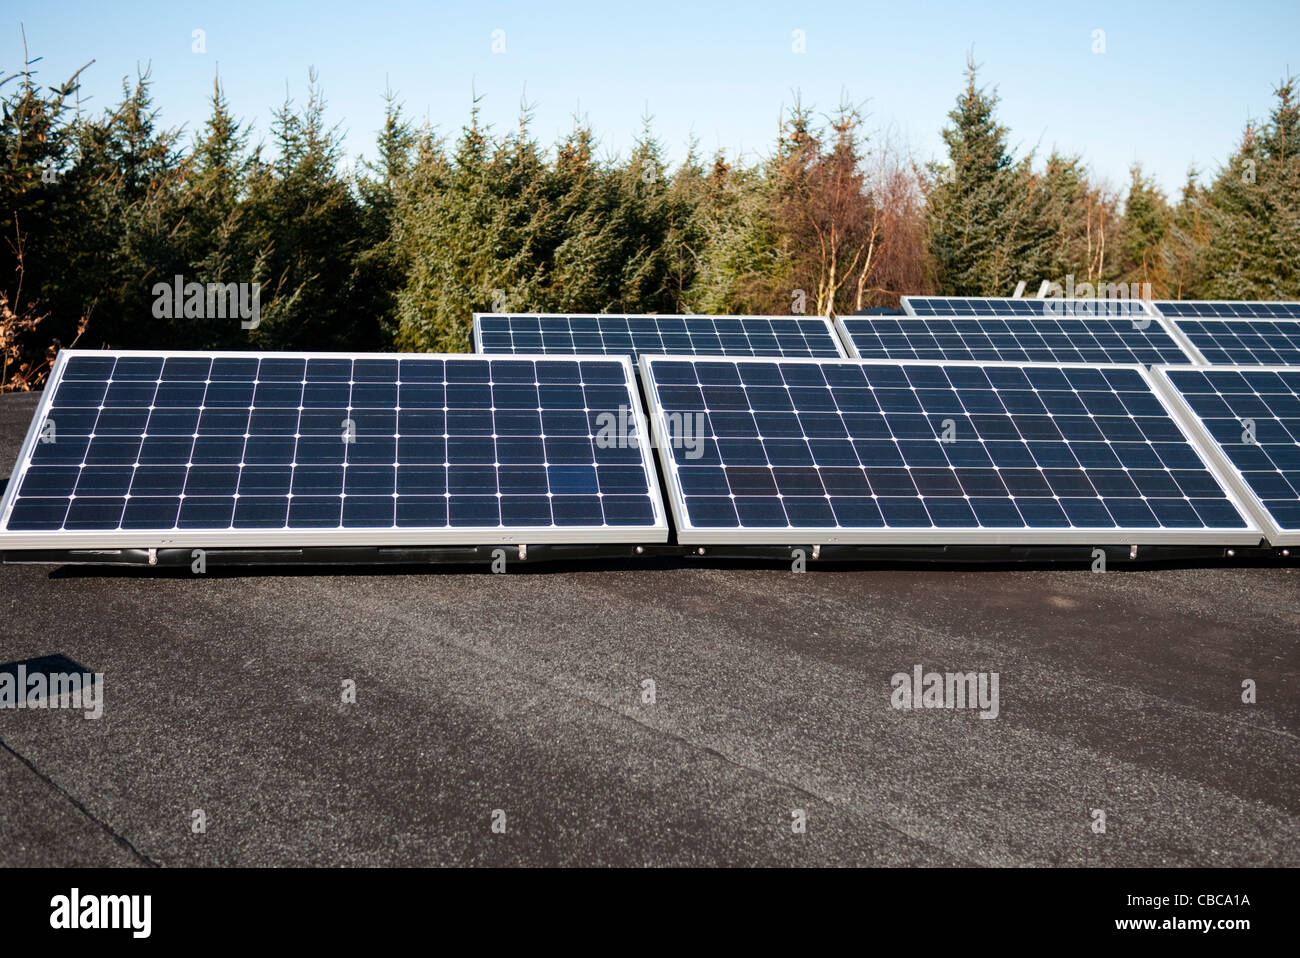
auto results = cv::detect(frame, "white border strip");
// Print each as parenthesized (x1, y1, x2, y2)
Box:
(832, 315, 863, 359)
(638, 353, 1264, 546)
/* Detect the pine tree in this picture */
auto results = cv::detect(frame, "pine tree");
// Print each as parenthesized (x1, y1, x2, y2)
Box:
(394, 98, 507, 351)
(357, 87, 415, 346)
(243, 71, 376, 349)
(662, 136, 707, 308)
(1199, 77, 1300, 299)
(190, 75, 248, 213)
(1015, 151, 1119, 292)
(685, 152, 784, 314)
(1163, 170, 1210, 299)
(549, 116, 691, 314)
(536, 123, 600, 311)
(1116, 164, 1170, 293)
(925, 56, 1021, 294)
(175, 74, 254, 347)
(0, 41, 93, 385)
(78, 69, 187, 348)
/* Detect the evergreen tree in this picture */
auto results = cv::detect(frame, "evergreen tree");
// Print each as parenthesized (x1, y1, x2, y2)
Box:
(357, 86, 415, 346)
(0, 44, 93, 385)
(925, 57, 1022, 295)
(394, 100, 502, 351)
(535, 123, 601, 311)
(1199, 77, 1300, 299)
(662, 137, 707, 308)
(553, 118, 681, 312)
(57, 70, 186, 349)
(687, 152, 784, 314)
(243, 71, 377, 349)
(1116, 164, 1171, 293)
(1016, 151, 1118, 291)
(1163, 170, 1210, 299)
(173, 74, 254, 347)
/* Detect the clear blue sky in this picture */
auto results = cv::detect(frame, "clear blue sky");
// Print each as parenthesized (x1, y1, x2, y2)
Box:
(5, 0, 1297, 196)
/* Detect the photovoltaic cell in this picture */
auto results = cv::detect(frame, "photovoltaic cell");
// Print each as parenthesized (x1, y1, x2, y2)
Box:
(640, 355, 1259, 545)
(837, 315, 1194, 366)
(1154, 364, 1300, 544)
(902, 296, 1153, 319)
(1153, 301, 1300, 320)
(0, 350, 668, 548)
(1168, 318, 1300, 366)
(474, 313, 845, 361)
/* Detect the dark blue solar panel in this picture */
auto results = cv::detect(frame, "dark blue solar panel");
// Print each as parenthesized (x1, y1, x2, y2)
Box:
(475, 314, 845, 360)
(840, 316, 1192, 366)
(1155, 301, 1300, 320)
(1172, 318, 1300, 366)
(642, 357, 1254, 543)
(0, 351, 667, 542)
(1160, 366, 1300, 540)
(903, 297, 1151, 318)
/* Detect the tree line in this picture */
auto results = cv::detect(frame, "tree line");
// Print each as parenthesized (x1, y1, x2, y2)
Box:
(2, 43, 1297, 389)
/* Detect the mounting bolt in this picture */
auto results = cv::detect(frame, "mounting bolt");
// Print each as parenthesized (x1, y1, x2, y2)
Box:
(635, 546, 644, 555)
(1226, 549, 1236, 558)
(1282, 549, 1291, 558)
(697, 547, 706, 556)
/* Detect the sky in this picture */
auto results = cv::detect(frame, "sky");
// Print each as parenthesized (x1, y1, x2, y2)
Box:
(4, 0, 1297, 196)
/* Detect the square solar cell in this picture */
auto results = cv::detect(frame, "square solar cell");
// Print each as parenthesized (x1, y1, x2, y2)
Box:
(0, 350, 668, 548)
(640, 354, 1260, 545)
(1154, 364, 1300, 544)
(473, 313, 846, 361)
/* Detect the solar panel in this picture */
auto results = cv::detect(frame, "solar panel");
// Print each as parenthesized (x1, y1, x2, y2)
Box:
(473, 313, 846, 360)
(639, 355, 1260, 546)
(902, 296, 1154, 319)
(0, 350, 669, 549)
(1153, 364, 1300, 544)
(835, 315, 1195, 366)
(1165, 318, 1300, 366)
(1152, 300, 1300, 320)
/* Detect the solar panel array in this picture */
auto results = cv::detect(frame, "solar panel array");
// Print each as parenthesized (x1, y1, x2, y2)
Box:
(474, 313, 845, 361)
(1154, 365, 1300, 544)
(0, 351, 668, 547)
(639, 355, 1257, 545)
(836, 315, 1194, 366)
(902, 296, 1153, 318)
(8, 299, 1300, 560)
